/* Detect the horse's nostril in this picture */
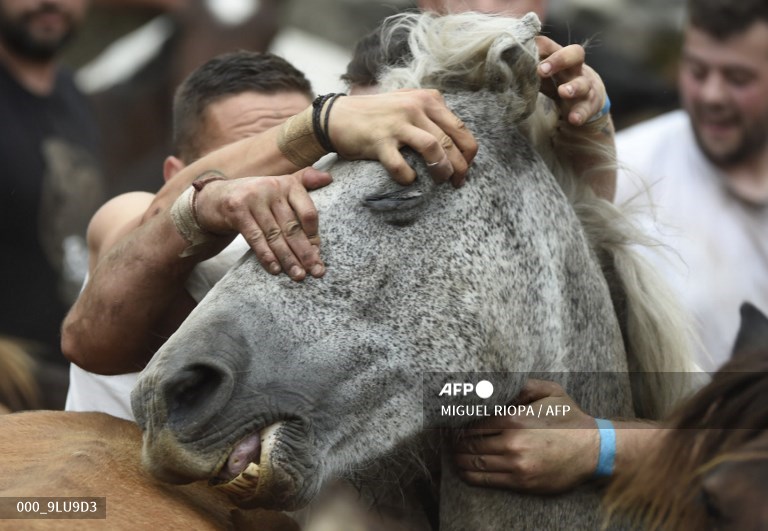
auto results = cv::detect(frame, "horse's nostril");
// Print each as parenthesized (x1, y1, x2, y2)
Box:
(165, 364, 224, 427)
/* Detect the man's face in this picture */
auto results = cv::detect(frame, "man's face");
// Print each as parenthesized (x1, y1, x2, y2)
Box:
(679, 21, 768, 167)
(196, 90, 312, 157)
(0, 0, 87, 61)
(419, 0, 547, 20)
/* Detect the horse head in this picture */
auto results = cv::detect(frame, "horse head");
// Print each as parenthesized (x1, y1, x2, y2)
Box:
(132, 13, 643, 527)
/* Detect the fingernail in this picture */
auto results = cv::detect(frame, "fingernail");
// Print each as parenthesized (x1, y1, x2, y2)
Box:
(572, 113, 584, 125)
(269, 262, 281, 275)
(565, 84, 574, 97)
(311, 264, 325, 277)
(538, 62, 551, 75)
(289, 266, 304, 278)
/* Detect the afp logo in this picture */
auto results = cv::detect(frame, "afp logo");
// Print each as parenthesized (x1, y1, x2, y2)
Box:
(438, 380, 494, 399)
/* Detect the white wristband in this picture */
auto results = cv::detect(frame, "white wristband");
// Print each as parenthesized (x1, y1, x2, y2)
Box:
(169, 175, 224, 257)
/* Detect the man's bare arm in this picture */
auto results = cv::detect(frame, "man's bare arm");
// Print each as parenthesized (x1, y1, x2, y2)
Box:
(62, 190, 206, 374)
(62, 90, 478, 375)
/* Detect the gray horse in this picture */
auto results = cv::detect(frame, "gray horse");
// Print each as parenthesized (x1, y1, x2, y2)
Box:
(132, 12, 691, 530)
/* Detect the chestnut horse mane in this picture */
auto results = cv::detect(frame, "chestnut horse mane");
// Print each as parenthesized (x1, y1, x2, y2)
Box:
(603, 352, 768, 530)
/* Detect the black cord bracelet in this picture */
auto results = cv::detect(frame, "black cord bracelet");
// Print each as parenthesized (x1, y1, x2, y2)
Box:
(322, 93, 345, 152)
(311, 94, 331, 151)
(312, 93, 346, 153)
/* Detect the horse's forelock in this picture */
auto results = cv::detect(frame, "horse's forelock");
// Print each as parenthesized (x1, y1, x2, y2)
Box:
(377, 11, 540, 98)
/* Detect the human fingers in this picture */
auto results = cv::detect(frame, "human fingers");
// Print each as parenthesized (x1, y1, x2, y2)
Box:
(560, 70, 606, 126)
(193, 179, 279, 273)
(285, 181, 325, 276)
(220, 177, 303, 280)
(272, 190, 324, 279)
(514, 379, 567, 405)
(534, 35, 562, 60)
(460, 413, 524, 435)
(328, 90, 476, 187)
(235, 211, 281, 276)
(255, 205, 311, 281)
(459, 464, 596, 493)
(457, 470, 531, 491)
(299, 168, 333, 190)
(536, 41, 587, 103)
(456, 431, 599, 493)
(454, 452, 519, 474)
(290, 169, 323, 245)
(395, 124, 467, 187)
(413, 89, 478, 173)
(537, 42, 586, 80)
(454, 433, 509, 455)
(375, 145, 417, 185)
(254, 196, 312, 282)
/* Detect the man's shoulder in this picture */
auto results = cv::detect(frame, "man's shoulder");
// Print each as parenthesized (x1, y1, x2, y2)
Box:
(615, 110, 692, 173)
(616, 110, 689, 148)
(614, 111, 694, 203)
(87, 192, 155, 257)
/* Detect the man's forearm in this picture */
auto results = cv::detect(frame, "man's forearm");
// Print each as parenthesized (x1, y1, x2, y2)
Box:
(61, 210, 227, 374)
(61, 127, 293, 373)
(613, 419, 662, 478)
(147, 126, 297, 217)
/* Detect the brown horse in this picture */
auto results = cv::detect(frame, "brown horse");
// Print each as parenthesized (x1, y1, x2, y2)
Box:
(0, 411, 298, 530)
(604, 303, 768, 530)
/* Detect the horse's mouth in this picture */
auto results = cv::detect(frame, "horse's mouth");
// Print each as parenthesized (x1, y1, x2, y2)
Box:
(210, 422, 298, 507)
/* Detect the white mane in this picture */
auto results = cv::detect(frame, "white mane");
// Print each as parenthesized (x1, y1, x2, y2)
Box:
(377, 11, 540, 114)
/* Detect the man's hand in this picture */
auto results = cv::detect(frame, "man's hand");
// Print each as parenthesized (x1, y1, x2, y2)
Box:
(453, 379, 600, 494)
(536, 36, 608, 127)
(328, 89, 478, 188)
(194, 167, 332, 281)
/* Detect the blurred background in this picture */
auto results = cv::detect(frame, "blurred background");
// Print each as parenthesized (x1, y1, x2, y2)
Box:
(61, 0, 686, 197)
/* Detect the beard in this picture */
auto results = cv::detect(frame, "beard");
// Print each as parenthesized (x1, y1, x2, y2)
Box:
(691, 103, 768, 167)
(0, 4, 76, 62)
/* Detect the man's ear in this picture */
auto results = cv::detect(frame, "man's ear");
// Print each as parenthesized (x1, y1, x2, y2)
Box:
(163, 156, 185, 182)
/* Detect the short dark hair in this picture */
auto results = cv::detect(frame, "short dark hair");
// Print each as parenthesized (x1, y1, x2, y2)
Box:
(173, 51, 313, 161)
(341, 25, 412, 89)
(688, 0, 768, 40)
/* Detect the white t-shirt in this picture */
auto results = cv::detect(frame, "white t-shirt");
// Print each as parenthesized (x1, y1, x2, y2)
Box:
(616, 110, 768, 371)
(65, 237, 249, 420)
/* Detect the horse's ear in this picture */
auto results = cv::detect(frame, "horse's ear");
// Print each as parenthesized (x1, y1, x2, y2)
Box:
(486, 12, 541, 114)
(731, 302, 768, 360)
(495, 12, 540, 73)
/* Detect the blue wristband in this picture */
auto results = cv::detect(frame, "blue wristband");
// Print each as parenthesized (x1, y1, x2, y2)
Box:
(594, 418, 616, 478)
(587, 94, 611, 123)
